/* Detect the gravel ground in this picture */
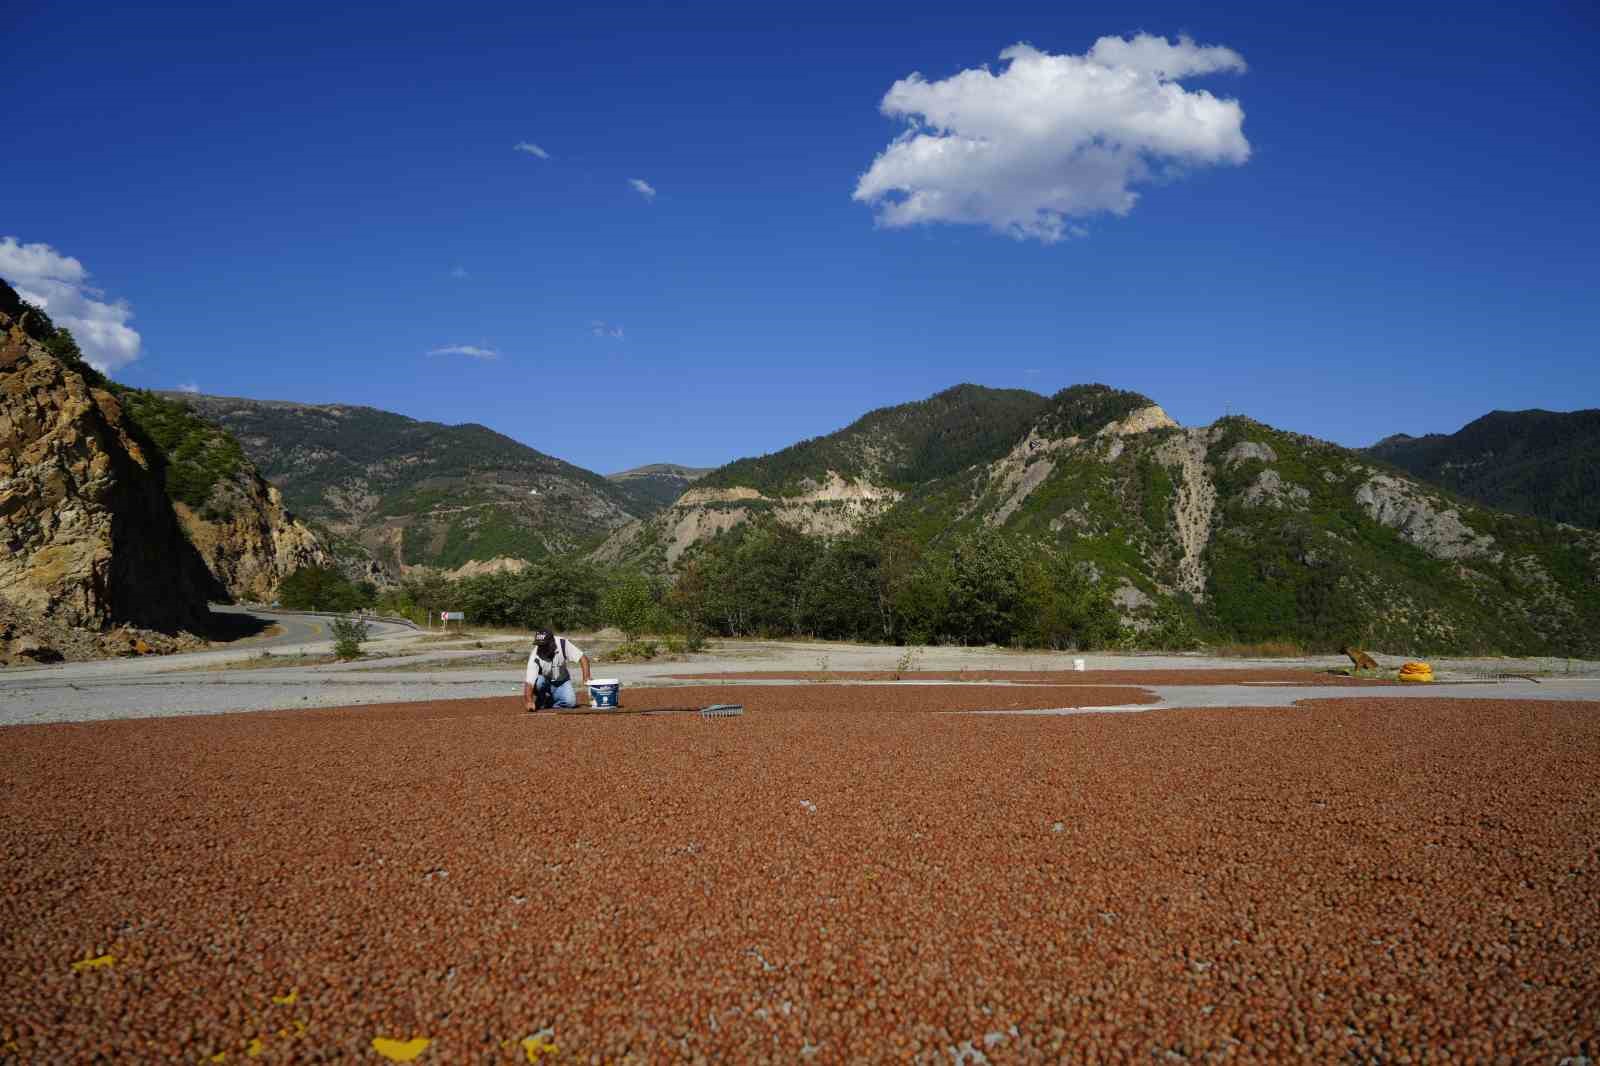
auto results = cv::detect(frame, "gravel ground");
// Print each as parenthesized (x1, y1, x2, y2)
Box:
(3, 687, 1596, 1062)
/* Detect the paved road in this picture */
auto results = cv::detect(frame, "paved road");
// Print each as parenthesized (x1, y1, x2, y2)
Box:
(207, 604, 419, 652)
(0, 607, 423, 725)
(5, 624, 1599, 727)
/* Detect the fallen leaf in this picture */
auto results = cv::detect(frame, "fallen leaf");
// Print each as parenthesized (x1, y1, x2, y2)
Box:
(246, 1037, 264, 1057)
(523, 1033, 559, 1062)
(70, 954, 115, 972)
(271, 990, 298, 1006)
(372, 1036, 431, 1061)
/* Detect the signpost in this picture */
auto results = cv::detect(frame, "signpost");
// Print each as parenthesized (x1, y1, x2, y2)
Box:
(440, 610, 464, 631)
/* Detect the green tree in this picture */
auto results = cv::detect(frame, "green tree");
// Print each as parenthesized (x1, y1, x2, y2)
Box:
(277, 566, 372, 612)
(800, 535, 881, 641)
(946, 528, 1026, 645)
(600, 569, 660, 639)
(1019, 550, 1122, 650)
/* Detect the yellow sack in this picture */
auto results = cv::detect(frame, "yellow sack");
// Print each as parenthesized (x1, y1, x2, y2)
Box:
(1398, 661, 1433, 683)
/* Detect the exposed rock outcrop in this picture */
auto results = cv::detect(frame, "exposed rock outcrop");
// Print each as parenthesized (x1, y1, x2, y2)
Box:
(1155, 430, 1218, 598)
(172, 476, 330, 602)
(1241, 468, 1310, 510)
(0, 282, 217, 645)
(598, 471, 902, 565)
(1354, 474, 1499, 562)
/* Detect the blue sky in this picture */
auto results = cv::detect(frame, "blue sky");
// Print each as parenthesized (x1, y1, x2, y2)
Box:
(6, 1, 1597, 474)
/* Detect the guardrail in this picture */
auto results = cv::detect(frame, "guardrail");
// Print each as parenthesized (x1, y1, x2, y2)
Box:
(230, 606, 422, 631)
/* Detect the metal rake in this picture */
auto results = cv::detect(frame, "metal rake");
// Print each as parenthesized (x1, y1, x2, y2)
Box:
(549, 703, 744, 719)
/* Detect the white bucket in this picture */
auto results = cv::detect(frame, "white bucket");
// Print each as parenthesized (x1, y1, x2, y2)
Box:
(1073, 658, 1086, 672)
(589, 678, 621, 708)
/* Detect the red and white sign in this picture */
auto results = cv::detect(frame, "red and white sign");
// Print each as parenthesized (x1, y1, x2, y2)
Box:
(441, 611, 464, 621)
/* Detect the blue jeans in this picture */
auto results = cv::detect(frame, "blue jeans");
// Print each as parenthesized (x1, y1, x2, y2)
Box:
(534, 675, 578, 709)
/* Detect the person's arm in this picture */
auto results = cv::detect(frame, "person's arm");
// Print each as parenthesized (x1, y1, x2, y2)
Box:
(578, 655, 592, 685)
(523, 681, 536, 711)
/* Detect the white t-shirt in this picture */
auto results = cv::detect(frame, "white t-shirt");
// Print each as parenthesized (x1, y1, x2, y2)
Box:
(525, 637, 586, 685)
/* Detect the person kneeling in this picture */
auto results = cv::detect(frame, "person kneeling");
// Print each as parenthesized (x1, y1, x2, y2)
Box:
(523, 629, 592, 711)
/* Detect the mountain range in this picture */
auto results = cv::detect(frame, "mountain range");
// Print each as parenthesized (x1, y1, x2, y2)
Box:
(601, 384, 1600, 654)
(161, 384, 1600, 653)
(5, 269, 1596, 660)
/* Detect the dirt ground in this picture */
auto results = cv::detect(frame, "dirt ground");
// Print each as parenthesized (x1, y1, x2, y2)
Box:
(2, 687, 1595, 1062)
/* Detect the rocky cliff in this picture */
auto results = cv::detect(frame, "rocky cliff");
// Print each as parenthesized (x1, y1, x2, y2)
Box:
(0, 281, 217, 655)
(112, 388, 331, 602)
(171, 478, 328, 602)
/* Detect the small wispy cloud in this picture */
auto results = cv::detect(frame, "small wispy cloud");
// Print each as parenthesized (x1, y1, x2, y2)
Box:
(514, 141, 550, 159)
(177, 381, 200, 394)
(449, 265, 469, 279)
(428, 344, 500, 360)
(590, 320, 624, 339)
(628, 178, 656, 201)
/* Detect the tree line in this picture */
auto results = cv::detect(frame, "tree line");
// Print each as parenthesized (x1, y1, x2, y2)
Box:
(278, 520, 1137, 650)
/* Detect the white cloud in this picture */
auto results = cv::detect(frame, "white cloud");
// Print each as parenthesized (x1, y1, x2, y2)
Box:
(0, 236, 142, 371)
(514, 141, 550, 159)
(427, 344, 499, 360)
(853, 34, 1250, 243)
(628, 178, 657, 201)
(1086, 33, 1247, 78)
(177, 381, 200, 394)
(590, 320, 624, 339)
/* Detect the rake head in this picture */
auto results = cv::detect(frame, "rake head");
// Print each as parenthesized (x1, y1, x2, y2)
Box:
(699, 703, 744, 719)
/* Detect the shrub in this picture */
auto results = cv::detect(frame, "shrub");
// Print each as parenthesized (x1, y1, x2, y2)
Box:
(609, 639, 659, 662)
(330, 616, 369, 660)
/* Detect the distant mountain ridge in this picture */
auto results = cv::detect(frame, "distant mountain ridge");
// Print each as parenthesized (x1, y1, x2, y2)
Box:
(597, 385, 1052, 565)
(602, 382, 1600, 655)
(1365, 409, 1600, 530)
(168, 393, 655, 575)
(606, 463, 712, 511)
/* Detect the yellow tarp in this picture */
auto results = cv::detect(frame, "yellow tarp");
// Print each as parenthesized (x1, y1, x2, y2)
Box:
(1398, 661, 1434, 683)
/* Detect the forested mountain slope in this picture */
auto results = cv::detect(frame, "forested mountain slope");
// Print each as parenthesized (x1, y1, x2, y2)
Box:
(171, 393, 651, 574)
(1366, 409, 1600, 530)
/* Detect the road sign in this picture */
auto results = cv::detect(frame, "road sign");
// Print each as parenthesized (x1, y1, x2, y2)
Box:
(441, 611, 464, 621)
